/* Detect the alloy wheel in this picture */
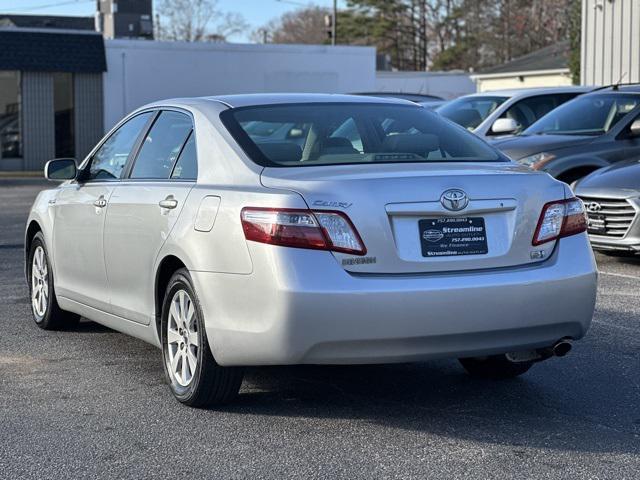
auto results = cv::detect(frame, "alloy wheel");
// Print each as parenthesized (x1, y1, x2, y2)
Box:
(166, 289, 199, 387)
(31, 246, 49, 319)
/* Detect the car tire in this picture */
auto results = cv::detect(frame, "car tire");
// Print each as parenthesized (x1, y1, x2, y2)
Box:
(28, 232, 80, 330)
(459, 355, 533, 379)
(161, 268, 244, 407)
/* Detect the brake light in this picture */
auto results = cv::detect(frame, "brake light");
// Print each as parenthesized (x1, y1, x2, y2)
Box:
(241, 208, 367, 255)
(532, 197, 587, 246)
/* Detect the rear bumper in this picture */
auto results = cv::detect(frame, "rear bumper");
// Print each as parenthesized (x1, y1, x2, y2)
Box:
(191, 234, 597, 366)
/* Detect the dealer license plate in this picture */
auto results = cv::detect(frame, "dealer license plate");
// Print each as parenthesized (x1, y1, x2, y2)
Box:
(419, 217, 488, 257)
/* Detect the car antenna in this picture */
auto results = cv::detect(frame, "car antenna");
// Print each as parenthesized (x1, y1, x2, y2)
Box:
(612, 72, 627, 90)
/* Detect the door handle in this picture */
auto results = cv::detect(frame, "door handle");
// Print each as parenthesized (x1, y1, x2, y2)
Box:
(93, 197, 107, 208)
(159, 196, 178, 210)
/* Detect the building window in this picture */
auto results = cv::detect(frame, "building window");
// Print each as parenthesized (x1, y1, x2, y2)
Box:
(0, 71, 21, 160)
(53, 72, 74, 158)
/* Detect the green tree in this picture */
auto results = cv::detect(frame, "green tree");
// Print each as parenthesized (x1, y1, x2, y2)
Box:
(259, 0, 578, 73)
(568, 0, 581, 84)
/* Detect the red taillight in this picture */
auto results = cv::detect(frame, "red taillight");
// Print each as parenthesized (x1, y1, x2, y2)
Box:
(532, 197, 587, 246)
(241, 207, 367, 255)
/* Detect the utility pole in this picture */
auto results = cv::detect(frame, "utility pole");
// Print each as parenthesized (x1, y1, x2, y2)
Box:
(332, 0, 337, 45)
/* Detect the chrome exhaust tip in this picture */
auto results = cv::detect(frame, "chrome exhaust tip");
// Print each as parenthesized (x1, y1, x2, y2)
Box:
(552, 340, 572, 357)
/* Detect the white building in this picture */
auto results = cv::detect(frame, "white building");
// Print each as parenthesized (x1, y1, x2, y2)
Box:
(581, 0, 640, 85)
(104, 40, 376, 129)
(0, 27, 376, 171)
(472, 41, 573, 92)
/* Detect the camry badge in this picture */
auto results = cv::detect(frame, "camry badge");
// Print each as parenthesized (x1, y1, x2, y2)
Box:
(586, 202, 602, 213)
(440, 189, 469, 211)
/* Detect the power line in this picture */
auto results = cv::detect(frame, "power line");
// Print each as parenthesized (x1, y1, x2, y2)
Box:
(6, 0, 93, 13)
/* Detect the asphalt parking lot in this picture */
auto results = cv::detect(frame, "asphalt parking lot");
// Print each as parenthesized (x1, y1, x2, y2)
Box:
(0, 178, 638, 479)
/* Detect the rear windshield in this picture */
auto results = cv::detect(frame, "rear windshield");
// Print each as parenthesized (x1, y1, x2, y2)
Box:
(220, 103, 502, 167)
(437, 96, 508, 130)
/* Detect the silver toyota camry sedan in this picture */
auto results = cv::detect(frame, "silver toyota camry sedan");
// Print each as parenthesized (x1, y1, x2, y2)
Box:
(26, 94, 597, 407)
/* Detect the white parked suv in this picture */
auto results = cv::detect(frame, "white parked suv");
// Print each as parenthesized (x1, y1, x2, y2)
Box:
(437, 87, 592, 138)
(26, 94, 597, 407)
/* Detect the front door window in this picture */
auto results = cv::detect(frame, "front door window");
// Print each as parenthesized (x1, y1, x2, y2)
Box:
(87, 112, 153, 181)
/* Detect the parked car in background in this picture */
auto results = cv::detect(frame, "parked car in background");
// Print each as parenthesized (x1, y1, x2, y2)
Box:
(493, 85, 640, 183)
(355, 92, 446, 109)
(437, 87, 591, 138)
(574, 158, 640, 255)
(26, 94, 596, 408)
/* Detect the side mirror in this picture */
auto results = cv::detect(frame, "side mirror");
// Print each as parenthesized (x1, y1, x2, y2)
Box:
(491, 118, 520, 135)
(44, 158, 77, 181)
(629, 119, 640, 137)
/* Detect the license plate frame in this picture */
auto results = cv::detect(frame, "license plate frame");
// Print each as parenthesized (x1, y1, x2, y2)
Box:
(419, 217, 488, 257)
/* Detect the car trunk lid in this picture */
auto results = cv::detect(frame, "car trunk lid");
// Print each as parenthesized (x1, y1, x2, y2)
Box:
(260, 162, 566, 274)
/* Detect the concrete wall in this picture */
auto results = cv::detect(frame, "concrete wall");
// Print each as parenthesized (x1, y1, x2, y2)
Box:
(581, 0, 640, 85)
(103, 40, 377, 130)
(374, 71, 475, 99)
(473, 70, 573, 92)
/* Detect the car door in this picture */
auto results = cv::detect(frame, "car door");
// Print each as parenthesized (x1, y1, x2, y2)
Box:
(103, 110, 197, 324)
(53, 112, 154, 311)
(617, 111, 640, 160)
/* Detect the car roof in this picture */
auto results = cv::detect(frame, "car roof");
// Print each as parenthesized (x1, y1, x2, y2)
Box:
(206, 93, 417, 108)
(134, 94, 422, 120)
(462, 86, 592, 99)
(354, 92, 444, 101)
(584, 84, 640, 95)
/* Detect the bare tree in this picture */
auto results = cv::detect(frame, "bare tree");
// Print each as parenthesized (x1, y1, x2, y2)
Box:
(253, 6, 331, 45)
(156, 0, 248, 42)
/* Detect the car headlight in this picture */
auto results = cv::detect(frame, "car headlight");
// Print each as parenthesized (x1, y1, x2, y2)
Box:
(518, 152, 556, 170)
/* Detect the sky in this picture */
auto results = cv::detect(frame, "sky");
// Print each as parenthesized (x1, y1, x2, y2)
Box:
(0, 0, 346, 42)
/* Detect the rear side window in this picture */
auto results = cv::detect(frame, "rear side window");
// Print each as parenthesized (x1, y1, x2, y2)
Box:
(88, 112, 153, 181)
(171, 132, 197, 180)
(130, 111, 192, 179)
(220, 103, 502, 168)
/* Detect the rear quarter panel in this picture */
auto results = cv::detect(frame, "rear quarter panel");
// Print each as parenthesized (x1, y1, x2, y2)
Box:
(159, 184, 309, 274)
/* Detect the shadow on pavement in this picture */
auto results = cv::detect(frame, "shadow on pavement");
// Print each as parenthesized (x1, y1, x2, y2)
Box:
(215, 345, 639, 455)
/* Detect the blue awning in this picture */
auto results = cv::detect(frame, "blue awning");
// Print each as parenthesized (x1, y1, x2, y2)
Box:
(0, 29, 106, 73)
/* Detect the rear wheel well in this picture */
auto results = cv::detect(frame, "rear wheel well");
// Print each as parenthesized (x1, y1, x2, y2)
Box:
(155, 256, 187, 337)
(557, 166, 600, 185)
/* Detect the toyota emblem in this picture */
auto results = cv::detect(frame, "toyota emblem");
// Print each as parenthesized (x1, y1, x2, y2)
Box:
(440, 189, 469, 211)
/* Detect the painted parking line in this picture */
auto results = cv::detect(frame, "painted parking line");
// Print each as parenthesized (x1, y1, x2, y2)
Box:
(599, 270, 640, 281)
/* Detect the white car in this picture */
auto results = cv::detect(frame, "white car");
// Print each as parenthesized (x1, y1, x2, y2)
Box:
(437, 87, 592, 138)
(26, 94, 597, 407)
